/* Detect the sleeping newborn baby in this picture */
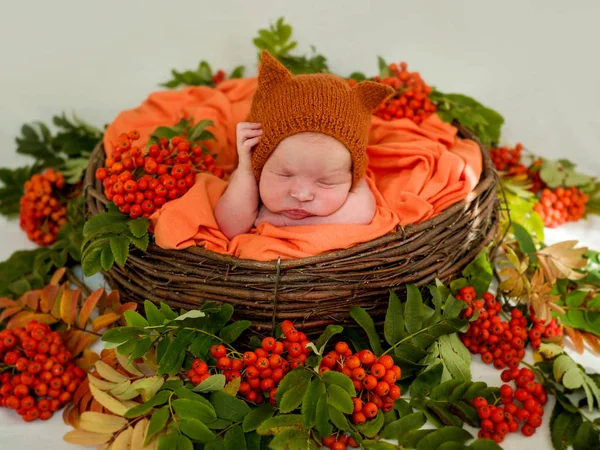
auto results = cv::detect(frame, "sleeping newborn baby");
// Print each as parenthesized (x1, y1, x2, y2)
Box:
(215, 51, 393, 240)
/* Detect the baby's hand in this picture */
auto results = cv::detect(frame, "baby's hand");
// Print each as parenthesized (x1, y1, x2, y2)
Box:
(236, 122, 262, 172)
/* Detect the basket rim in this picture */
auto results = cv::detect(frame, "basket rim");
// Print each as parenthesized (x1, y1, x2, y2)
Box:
(85, 121, 496, 269)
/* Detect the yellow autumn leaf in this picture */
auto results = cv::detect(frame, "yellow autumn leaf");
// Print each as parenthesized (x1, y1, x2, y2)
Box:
(88, 376, 115, 396)
(110, 381, 133, 397)
(79, 412, 129, 434)
(537, 240, 588, 283)
(93, 313, 122, 332)
(89, 384, 129, 416)
(60, 288, 80, 326)
(130, 418, 148, 450)
(529, 269, 564, 324)
(115, 351, 143, 377)
(111, 426, 133, 450)
(96, 361, 130, 383)
(114, 385, 142, 401)
(131, 376, 164, 403)
(63, 429, 113, 446)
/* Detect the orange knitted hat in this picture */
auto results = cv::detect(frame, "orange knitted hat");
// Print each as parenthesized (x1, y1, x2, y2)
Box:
(249, 50, 394, 187)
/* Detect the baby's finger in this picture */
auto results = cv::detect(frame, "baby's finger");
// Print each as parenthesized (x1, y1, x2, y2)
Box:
(243, 136, 261, 150)
(244, 122, 262, 129)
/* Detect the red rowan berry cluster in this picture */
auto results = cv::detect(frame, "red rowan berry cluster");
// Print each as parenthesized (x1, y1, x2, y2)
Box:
(457, 286, 527, 370)
(526, 160, 545, 193)
(19, 169, 68, 246)
(350, 62, 436, 124)
(319, 344, 402, 428)
(0, 321, 86, 422)
(534, 187, 588, 228)
(490, 143, 528, 176)
(528, 312, 563, 349)
(96, 130, 224, 219)
(475, 367, 547, 443)
(186, 320, 311, 406)
(322, 433, 359, 450)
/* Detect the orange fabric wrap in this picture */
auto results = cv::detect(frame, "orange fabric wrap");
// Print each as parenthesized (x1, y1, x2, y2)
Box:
(103, 78, 482, 261)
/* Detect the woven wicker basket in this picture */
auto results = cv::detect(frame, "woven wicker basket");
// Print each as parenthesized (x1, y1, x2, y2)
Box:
(84, 123, 499, 334)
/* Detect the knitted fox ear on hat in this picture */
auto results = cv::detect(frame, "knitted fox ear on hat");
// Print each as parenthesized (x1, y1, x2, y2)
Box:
(249, 50, 394, 187)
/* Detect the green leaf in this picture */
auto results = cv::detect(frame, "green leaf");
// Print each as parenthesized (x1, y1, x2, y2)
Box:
(268, 428, 310, 450)
(210, 391, 251, 422)
(551, 410, 577, 450)
(158, 433, 178, 450)
(256, 414, 304, 435)
(322, 371, 356, 397)
(275, 369, 312, 404)
(124, 310, 149, 327)
(314, 325, 344, 353)
(128, 217, 149, 238)
(179, 417, 216, 442)
(328, 405, 350, 431)
(83, 212, 129, 237)
(326, 384, 353, 414)
(405, 284, 425, 334)
(145, 406, 170, 445)
(416, 426, 472, 450)
(124, 390, 170, 418)
(144, 300, 166, 326)
(563, 367, 585, 390)
(467, 439, 503, 450)
(462, 252, 492, 297)
(224, 425, 247, 450)
(349, 306, 383, 356)
(380, 412, 426, 440)
(279, 379, 309, 413)
(301, 379, 325, 429)
(385, 290, 405, 345)
(172, 398, 217, 423)
(512, 222, 538, 263)
(315, 396, 332, 438)
(438, 334, 471, 382)
(566, 290, 587, 308)
(192, 374, 226, 393)
(243, 403, 276, 432)
(410, 363, 444, 398)
(82, 244, 104, 276)
(572, 421, 600, 450)
(158, 329, 195, 375)
(131, 338, 153, 359)
(101, 326, 146, 344)
(207, 418, 232, 430)
(100, 246, 114, 271)
(219, 320, 251, 344)
(356, 410, 385, 438)
(378, 56, 391, 78)
(177, 435, 194, 450)
(110, 236, 130, 267)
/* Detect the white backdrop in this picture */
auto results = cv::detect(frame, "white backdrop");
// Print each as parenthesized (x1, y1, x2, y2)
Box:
(1, 1, 600, 449)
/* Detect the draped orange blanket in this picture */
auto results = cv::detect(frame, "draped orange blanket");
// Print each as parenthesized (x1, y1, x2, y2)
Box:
(103, 79, 482, 261)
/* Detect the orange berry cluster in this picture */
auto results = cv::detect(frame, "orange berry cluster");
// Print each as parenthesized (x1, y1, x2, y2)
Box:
(19, 169, 67, 245)
(457, 287, 527, 370)
(96, 130, 224, 219)
(490, 143, 528, 176)
(186, 320, 311, 406)
(212, 70, 226, 85)
(319, 343, 402, 427)
(534, 187, 588, 228)
(356, 61, 436, 124)
(475, 367, 547, 443)
(0, 321, 86, 422)
(322, 433, 359, 450)
(526, 160, 545, 193)
(528, 312, 563, 349)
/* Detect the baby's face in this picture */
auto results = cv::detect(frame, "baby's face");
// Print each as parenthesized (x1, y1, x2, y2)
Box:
(259, 132, 352, 220)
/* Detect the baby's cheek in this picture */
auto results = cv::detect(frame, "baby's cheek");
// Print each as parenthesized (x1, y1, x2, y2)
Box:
(317, 189, 349, 214)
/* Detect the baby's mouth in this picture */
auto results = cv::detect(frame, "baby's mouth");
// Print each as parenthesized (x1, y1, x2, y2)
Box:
(282, 209, 312, 219)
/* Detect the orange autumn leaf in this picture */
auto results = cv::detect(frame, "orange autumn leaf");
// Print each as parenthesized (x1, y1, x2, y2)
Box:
(106, 291, 121, 312)
(116, 302, 138, 314)
(0, 305, 23, 323)
(78, 288, 105, 329)
(71, 334, 99, 359)
(529, 269, 564, 324)
(60, 288, 81, 326)
(537, 240, 588, 283)
(7, 312, 58, 329)
(564, 325, 585, 354)
(21, 290, 41, 310)
(50, 267, 67, 285)
(77, 349, 101, 373)
(93, 313, 122, 332)
(581, 331, 600, 355)
(0, 297, 16, 308)
(40, 284, 60, 313)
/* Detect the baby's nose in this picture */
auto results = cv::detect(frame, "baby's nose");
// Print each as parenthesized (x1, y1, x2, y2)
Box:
(290, 185, 314, 202)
